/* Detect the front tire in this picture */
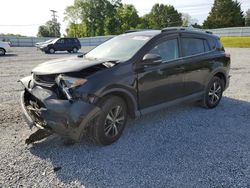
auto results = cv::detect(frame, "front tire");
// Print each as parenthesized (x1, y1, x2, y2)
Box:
(48, 48, 55, 54)
(88, 96, 128, 145)
(201, 76, 224, 108)
(0, 48, 6, 56)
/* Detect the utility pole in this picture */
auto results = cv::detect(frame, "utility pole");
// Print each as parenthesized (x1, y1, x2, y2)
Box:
(50, 10, 58, 37)
(50, 10, 58, 22)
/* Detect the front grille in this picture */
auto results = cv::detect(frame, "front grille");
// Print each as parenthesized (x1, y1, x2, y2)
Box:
(33, 74, 57, 84)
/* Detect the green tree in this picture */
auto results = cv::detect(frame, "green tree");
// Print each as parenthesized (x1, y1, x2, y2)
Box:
(65, 1, 184, 36)
(117, 4, 140, 33)
(136, 15, 151, 29)
(65, 0, 122, 37)
(103, 0, 121, 35)
(203, 0, 245, 29)
(65, 23, 87, 37)
(147, 4, 182, 29)
(245, 9, 250, 26)
(37, 26, 50, 37)
(37, 21, 61, 37)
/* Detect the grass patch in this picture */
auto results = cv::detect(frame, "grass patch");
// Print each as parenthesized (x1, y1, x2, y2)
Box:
(221, 37, 250, 48)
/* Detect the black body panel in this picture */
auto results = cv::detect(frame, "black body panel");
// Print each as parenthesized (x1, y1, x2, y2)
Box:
(20, 29, 230, 141)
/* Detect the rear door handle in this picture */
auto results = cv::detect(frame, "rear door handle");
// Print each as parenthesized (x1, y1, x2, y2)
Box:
(175, 67, 184, 71)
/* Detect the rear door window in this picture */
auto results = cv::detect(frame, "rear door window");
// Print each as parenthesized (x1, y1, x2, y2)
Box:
(181, 38, 207, 57)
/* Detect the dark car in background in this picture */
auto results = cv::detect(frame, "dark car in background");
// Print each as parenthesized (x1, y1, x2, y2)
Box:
(39, 38, 81, 54)
(20, 28, 230, 145)
(35, 39, 54, 48)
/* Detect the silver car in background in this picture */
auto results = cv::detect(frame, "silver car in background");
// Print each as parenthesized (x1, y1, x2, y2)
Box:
(0, 41, 11, 56)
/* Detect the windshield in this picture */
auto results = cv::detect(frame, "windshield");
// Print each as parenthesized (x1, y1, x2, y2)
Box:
(85, 34, 151, 61)
(52, 38, 59, 44)
(45, 39, 53, 43)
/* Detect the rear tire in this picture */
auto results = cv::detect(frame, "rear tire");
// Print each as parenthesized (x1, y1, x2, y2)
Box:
(72, 47, 78, 53)
(201, 76, 224, 109)
(87, 96, 128, 145)
(0, 48, 6, 56)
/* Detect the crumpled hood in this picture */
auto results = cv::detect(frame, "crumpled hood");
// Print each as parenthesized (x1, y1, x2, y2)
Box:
(32, 56, 103, 75)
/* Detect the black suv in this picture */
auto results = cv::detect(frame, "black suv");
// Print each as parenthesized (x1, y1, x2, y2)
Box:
(20, 28, 230, 145)
(39, 38, 81, 54)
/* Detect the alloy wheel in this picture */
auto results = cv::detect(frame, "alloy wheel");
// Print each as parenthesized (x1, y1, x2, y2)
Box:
(208, 81, 222, 105)
(104, 105, 125, 137)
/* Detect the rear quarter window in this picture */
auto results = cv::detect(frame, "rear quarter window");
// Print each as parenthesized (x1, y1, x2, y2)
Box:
(216, 39, 224, 51)
(72, 39, 79, 44)
(208, 38, 224, 51)
(204, 40, 210, 52)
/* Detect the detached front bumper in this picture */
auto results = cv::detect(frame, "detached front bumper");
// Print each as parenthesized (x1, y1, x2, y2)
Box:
(20, 78, 101, 142)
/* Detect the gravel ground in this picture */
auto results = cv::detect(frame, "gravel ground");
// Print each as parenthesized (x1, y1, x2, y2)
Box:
(0, 47, 250, 187)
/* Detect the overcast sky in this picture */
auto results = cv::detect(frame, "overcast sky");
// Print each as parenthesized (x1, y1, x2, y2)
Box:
(0, 0, 249, 36)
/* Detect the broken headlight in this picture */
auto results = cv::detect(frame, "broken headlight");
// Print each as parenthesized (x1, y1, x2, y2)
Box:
(55, 75, 87, 102)
(56, 75, 87, 89)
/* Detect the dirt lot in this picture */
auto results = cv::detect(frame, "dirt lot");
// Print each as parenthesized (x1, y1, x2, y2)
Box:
(0, 47, 250, 187)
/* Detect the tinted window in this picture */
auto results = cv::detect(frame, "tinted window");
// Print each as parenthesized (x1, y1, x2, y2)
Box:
(64, 39, 70, 43)
(216, 39, 224, 51)
(57, 39, 64, 44)
(182, 38, 205, 56)
(149, 39, 179, 62)
(204, 40, 210, 52)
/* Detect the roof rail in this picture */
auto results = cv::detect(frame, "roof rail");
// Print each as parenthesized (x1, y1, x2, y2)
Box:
(124, 29, 153, 33)
(161, 27, 186, 32)
(161, 26, 213, 34)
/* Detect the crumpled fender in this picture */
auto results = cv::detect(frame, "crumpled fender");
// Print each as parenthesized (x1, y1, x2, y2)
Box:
(20, 81, 101, 142)
(40, 99, 101, 141)
(19, 75, 32, 89)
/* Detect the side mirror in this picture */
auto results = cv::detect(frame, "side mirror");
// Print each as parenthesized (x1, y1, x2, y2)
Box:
(77, 53, 84, 58)
(142, 53, 162, 65)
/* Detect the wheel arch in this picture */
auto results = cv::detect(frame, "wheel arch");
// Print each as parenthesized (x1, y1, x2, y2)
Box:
(213, 72, 226, 89)
(0, 47, 6, 52)
(206, 69, 227, 90)
(99, 88, 139, 118)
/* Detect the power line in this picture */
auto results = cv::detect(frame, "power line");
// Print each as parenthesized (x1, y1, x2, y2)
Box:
(0, 24, 43, 27)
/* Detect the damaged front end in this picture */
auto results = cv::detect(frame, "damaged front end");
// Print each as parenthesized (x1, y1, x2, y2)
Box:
(19, 74, 101, 144)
